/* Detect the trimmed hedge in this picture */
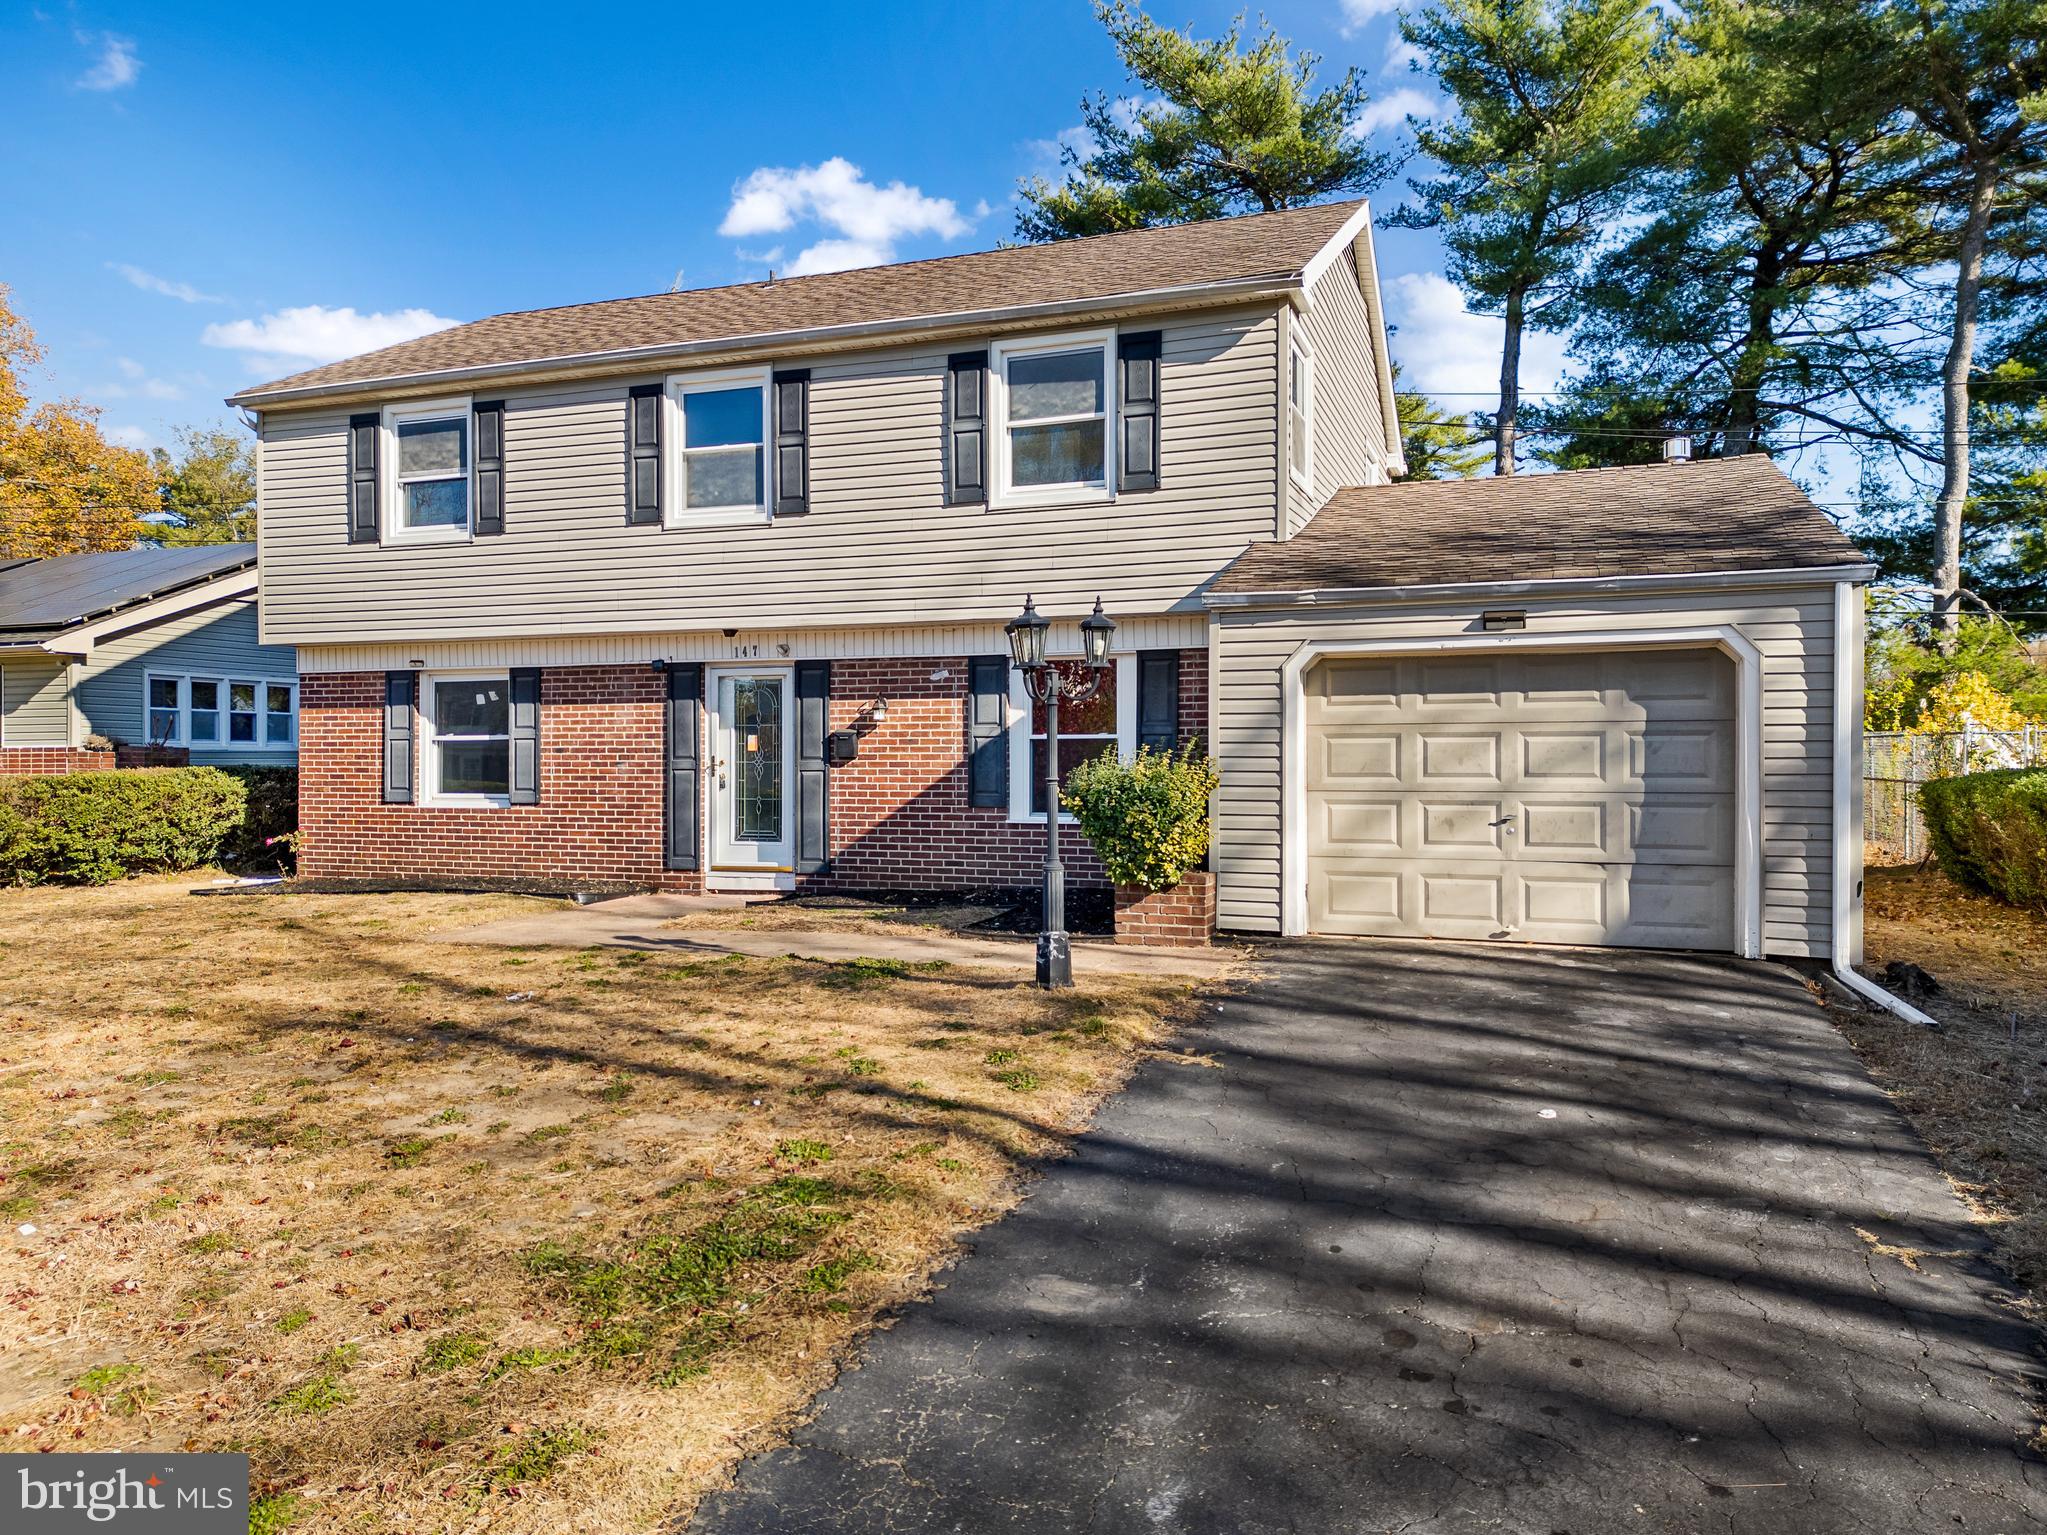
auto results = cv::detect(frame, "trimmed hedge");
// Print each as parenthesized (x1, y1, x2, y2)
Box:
(0, 768, 248, 886)
(1920, 767, 2047, 916)
(215, 765, 298, 872)
(1062, 743, 1220, 891)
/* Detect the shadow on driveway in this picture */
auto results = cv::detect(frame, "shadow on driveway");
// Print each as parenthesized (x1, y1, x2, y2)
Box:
(689, 939, 2046, 1534)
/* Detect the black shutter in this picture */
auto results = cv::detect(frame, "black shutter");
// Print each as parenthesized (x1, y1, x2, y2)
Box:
(944, 352, 987, 506)
(1137, 649, 1180, 754)
(773, 369, 809, 516)
(382, 671, 415, 804)
(474, 400, 505, 536)
(1118, 331, 1162, 493)
(627, 384, 663, 525)
(508, 667, 540, 805)
(794, 660, 829, 874)
(348, 412, 380, 543)
(664, 663, 702, 871)
(967, 655, 1008, 807)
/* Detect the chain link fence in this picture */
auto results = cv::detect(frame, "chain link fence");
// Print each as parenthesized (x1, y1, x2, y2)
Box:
(1864, 726, 2047, 862)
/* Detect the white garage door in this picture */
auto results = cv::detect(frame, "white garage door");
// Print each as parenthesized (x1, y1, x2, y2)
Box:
(1305, 649, 1737, 950)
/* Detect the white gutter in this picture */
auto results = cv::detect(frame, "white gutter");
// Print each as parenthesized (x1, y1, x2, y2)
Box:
(1203, 562, 1880, 608)
(1830, 578, 1941, 1029)
(225, 274, 1303, 410)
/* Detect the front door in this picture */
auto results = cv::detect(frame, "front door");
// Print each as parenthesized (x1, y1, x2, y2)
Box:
(710, 669, 794, 875)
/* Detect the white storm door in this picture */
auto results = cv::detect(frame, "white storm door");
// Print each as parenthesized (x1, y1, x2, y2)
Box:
(710, 670, 794, 871)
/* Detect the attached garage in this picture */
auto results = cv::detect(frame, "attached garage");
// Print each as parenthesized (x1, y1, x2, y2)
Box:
(1204, 458, 1875, 962)
(1304, 648, 1738, 950)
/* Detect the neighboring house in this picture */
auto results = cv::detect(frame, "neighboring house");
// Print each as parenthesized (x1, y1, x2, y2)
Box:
(0, 544, 299, 772)
(229, 199, 1872, 965)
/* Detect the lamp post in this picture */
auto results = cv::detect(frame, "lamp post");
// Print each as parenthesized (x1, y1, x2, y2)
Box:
(1006, 594, 1117, 988)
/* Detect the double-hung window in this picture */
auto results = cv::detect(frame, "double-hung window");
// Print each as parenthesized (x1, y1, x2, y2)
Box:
(385, 397, 472, 542)
(1005, 654, 1137, 821)
(666, 366, 770, 524)
(426, 673, 511, 803)
(989, 330, 1114, 507)
(1287, 336, 1313, 490)
(144, 673, 294, 750)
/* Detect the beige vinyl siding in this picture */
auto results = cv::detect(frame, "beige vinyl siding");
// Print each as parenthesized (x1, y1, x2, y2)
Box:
(1, 654, 73, 746)
(257, 308, 1281, 647)
(1285, 243, 1388, 538)
(1210, 582, 1840, 958)
(292, 613, 1206, 675)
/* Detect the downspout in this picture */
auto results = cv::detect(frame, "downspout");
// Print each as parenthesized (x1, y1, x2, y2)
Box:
(1830, 579, 1940, 1028)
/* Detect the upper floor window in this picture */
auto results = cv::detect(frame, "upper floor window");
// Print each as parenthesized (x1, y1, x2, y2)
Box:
(146, 671, 295, 751)
(385, 397, 472, 542)
(1288, 337, 1313, 490)
(989, 330, 1114, 508)
(667, 367, 770, 524)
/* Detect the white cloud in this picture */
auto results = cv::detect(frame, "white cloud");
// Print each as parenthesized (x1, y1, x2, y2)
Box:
(76, 31, 140, 91)
(1350, 87, 1444, 139)
(100, 359, 182, 400)
(1384, 271, 1569, 400)
(109, 262, 224, 304)
(201, 304, 460, 373)
(720, 156, 971, 275)
(1338, 0, 1399, 37)
(107, 424, 155, 450)
(1383, 32, 1423, 75)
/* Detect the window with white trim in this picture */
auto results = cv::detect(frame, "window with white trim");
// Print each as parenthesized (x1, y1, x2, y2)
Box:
(385, 398, 472, 541)
(1005, 654, 1137, 822)
(666, 366, 770, 523)
(1288, 336, 1313, 490)
(426, 673, 511, 803)
(144, 672, 295, 750)
(990, 330, 1114, 506)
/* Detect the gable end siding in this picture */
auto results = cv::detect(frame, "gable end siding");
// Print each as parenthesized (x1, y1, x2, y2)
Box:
(1286, 241, 1387, 538)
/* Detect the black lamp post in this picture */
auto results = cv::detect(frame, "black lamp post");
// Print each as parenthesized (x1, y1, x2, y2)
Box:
(1006, 594, 1117, 988)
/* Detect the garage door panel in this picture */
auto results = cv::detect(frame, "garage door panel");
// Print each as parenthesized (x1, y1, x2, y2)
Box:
(1305, 648, 1738, 951)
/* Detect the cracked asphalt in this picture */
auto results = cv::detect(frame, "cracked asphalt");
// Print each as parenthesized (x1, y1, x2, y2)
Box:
(689, 940, 2047, 1534)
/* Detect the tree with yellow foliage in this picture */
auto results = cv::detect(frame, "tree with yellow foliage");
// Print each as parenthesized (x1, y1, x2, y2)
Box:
(0, 285, 156, 557)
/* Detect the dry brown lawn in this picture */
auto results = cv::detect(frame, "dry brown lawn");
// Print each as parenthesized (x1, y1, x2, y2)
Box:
(1836, 862, 2047, 1309)
(0, 877, 1205, 1532)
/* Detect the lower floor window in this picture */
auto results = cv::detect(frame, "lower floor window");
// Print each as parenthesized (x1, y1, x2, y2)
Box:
(1008, 655, 1135, 820)
(428, 675, 511, 799)
(147, 672, 294, 749)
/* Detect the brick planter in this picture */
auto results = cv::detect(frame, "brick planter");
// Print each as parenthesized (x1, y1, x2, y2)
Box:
(115, 745, 191, 769)
(1113, 870, 1215, 948)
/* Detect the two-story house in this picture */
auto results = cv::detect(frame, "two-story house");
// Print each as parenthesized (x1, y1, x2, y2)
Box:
(231, 200, 1874, 969)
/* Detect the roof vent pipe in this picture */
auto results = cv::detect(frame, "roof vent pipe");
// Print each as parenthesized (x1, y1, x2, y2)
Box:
(1661, 436, 1693, 464)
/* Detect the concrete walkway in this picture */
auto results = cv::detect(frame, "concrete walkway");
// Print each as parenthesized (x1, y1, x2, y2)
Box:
(688, 938, 2046, 1534)
(435, 896, 1241, 982)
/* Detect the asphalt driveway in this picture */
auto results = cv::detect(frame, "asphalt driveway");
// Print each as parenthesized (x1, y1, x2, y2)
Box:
(691, 940, 2045, 1534)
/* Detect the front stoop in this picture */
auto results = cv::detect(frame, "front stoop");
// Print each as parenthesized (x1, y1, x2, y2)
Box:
(1113, 871, 1216, 948)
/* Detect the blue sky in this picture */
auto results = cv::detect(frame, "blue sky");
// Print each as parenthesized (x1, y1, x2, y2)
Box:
(2, 0, 1533, 458)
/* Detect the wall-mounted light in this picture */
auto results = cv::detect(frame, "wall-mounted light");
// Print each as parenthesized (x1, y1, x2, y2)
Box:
(1480, 610, 1526, 632)
(649, 658, 669, 673)
(868, 696, 889, 723)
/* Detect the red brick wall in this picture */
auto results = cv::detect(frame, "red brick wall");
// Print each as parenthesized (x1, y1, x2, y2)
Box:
(1114, 870, 1216, 947)
(0, 748, 115, 776)
(299, 667, 696, 889)
(299, 648, 1209, 894)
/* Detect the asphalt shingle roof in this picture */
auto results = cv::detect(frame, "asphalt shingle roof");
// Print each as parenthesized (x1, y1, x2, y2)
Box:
(0, 544, 255, 642)
(228, 200, 1368, 405)
(1212, 458, 1867, 596)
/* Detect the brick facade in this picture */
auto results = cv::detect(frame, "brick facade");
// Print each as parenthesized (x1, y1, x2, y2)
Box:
(298, 647, 1210, 895)
(0, 747, 116, 775)
(1113, 870, 1217, 947)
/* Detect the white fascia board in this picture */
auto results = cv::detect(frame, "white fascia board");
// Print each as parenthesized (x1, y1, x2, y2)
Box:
(1202, 563, 1879, 609)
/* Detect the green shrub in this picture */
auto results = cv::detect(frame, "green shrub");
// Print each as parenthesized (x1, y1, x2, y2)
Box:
(1061, 743, 1220, 891)
(215, 765, 298, 871)
(0, 768, 247, 885)
(1920, 767, 2047, 915)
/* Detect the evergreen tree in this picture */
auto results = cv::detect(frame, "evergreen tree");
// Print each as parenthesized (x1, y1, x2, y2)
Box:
(151, 427, 257, 546)
(1017, 4, 1399, 241)
(1387, 0, 1663, 475)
